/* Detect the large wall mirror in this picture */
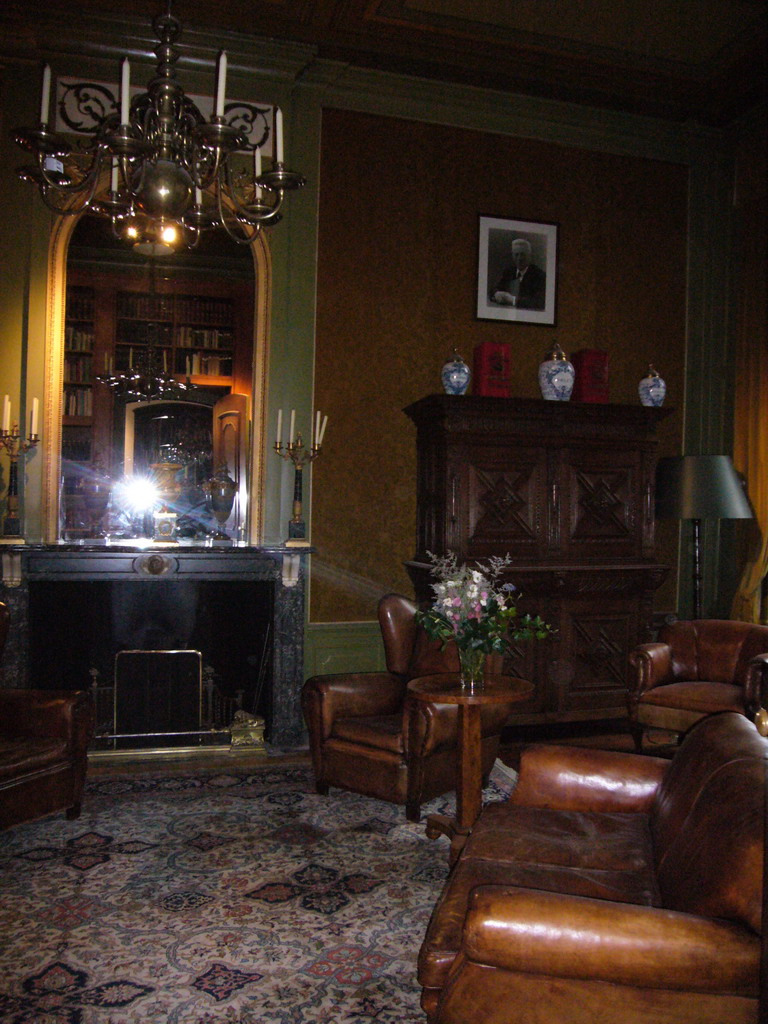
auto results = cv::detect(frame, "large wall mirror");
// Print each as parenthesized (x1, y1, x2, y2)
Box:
(42, 212, 272, 544)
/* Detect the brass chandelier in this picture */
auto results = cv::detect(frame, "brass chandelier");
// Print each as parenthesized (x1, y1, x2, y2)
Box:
(13, 4, 306, 250)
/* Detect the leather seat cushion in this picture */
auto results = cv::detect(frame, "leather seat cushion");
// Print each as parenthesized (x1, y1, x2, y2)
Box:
(639, 681, 744, 714)
(419, 845, 661, 989)
(331, 714, 404, 754)
(0, 738, 69, 780)
(466, 801, 656, 873)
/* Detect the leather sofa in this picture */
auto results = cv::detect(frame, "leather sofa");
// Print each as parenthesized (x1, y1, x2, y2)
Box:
(0, 688, 95, 830)
(418, 711, 765, 1024)
(627, 617, 768, 750)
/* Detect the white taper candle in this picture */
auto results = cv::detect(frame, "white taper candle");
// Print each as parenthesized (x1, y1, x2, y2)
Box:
(276, 408, 282, 446)
(274, 108, 284, 164)
(215, 51, 227, 117)
(318, 414, 328, 447)
(254, 147, 262, 197)
(120, 58, 130, 124)
(289, 408, 295, 444)
(2, 395, 10, 433)
(40, 64, 51, 125)
(30, 397, 39, 437)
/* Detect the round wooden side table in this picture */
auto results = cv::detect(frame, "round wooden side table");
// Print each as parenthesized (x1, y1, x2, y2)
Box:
(407, 673, 533, 860)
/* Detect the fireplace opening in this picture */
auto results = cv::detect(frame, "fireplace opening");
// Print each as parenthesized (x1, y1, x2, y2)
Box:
(28, 579, 274, 748)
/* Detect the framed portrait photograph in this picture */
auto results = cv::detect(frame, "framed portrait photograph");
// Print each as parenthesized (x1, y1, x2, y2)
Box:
(477, 216, 558, 325)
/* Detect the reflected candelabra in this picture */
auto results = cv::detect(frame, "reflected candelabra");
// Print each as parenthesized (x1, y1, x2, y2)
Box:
(1, 397, 41, 538)
(273, 409, 328, 546)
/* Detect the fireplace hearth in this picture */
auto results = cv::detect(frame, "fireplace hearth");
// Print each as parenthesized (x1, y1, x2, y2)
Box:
(0, 545, 309, 749)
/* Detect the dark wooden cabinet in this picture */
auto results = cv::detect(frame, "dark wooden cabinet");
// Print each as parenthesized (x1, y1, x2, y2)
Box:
(404, 395, 670, 725)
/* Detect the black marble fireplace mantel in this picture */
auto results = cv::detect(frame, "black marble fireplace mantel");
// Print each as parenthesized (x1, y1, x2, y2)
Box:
(0, 543, 310, 748)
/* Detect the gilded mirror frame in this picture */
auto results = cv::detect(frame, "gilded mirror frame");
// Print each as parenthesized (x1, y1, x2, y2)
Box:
(41, 209, 271, 544)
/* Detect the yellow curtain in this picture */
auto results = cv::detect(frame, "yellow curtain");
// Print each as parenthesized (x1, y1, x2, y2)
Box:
(731, 111, 768, 623)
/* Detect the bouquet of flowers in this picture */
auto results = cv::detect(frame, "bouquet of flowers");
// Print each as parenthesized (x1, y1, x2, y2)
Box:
(415, 552, 552, 686)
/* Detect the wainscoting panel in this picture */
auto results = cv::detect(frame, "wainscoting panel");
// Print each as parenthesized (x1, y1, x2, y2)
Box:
(304, 621, 386, 679)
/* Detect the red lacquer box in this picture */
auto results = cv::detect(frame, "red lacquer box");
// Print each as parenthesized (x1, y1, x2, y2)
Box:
(571, 348, 609, 403)
(473, 341, 511, 397)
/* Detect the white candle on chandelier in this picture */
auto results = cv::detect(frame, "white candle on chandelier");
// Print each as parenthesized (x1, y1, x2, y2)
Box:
(110, 157, 119, 194)
(313, 409, 320, 447)
(276, 408, 282, 446)
(254, 147, 262, 198)
(274, 107, 284, 164)
(194, 186, 202, 207)
(318, 414, 328, 447)
(2, 395, 10, 433)
(215, 50, 227, 118)
(120, 58, 131, 124)
(39, 64, 51, 125)
(30, 397, 39, 437)
(289, 408, 295, 444)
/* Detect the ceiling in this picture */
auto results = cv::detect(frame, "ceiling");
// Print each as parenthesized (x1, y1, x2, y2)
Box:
(2, 0, 767, 127)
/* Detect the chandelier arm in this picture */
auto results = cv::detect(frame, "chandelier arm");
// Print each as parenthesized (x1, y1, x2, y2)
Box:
(192, 141, 225, 190)
(214, 179, 262, 245)
(221, 158, 285, 224)
(37, 160, 105, 215)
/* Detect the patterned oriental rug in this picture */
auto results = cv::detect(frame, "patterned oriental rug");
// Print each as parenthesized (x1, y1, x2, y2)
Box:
(0, 762, 516, 1023)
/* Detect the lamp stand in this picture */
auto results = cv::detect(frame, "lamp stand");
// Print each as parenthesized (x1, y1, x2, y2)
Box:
(691, 518, 703, 620)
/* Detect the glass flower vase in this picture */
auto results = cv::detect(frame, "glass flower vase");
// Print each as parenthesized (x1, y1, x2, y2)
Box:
(458, 647, 486, 691)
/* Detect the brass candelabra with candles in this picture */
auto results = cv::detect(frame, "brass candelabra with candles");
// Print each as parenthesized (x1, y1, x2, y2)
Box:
(273, 408, 328, 546)
(0, 395, 41, 540)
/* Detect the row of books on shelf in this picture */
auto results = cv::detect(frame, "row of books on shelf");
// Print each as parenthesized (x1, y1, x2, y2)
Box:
(63, 386, 93, 417)
(65, 326, 94, 351)
(66, 287, 94, 320)
(116, 323, 173, 345)
(64, 355, 92, 383)
(116, 292, 174, 320)
(182, 353, 233, 377)
(176, 295, 234, 324)
(177, 327, 234, 348)
(62, 439, 93, 462)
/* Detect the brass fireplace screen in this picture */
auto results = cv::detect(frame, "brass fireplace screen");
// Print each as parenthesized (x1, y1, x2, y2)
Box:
(92, 649, 244, 749)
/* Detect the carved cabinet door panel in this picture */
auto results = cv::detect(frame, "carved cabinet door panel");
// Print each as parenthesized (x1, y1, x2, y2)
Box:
(453, 444, 549, 561)
(551, 592, 642, 714)
(558, 446, 645, 562)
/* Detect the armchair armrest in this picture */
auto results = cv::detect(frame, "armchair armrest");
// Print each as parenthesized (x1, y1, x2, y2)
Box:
(301, 672, 406, 740)
(510, 743, 667, 813)
(461, 887, 759, 995)
(627, 642, 674, 698)
(0, 689, 94, 751)
(743, 653, 768, 718)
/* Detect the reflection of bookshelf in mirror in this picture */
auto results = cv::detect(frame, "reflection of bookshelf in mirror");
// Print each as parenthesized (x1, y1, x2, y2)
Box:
(61, 267, 252, 539)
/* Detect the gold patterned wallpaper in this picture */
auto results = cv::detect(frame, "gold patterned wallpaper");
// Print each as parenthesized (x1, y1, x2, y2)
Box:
(311, 108, 687, 622)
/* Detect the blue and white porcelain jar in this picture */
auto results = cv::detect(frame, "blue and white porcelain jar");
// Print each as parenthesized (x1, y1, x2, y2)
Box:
(441, 351, 471, 395)
(638, 365, 666, 407)
(538, 343, 575, 401)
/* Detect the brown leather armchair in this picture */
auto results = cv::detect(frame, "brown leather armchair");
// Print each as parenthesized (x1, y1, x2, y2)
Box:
(627, 618, 768, 750)
(301, 593, 510, 820)
(0, 602, 96, 830)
